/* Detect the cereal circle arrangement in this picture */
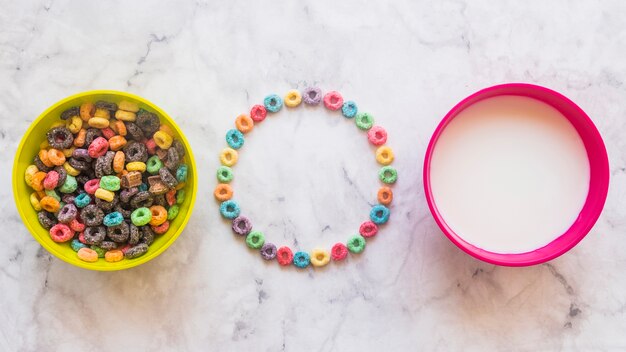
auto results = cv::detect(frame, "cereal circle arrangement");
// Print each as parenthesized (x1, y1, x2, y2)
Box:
(214, 88, 398, 269)
(24, 100, 189, 263)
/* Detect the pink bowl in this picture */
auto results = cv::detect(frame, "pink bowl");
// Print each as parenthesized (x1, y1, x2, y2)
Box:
(423, 83, 609, 266)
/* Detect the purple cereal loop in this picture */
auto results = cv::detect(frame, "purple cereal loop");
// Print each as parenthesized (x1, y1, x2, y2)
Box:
(260, 243, 277, 260)
(72, 148, 92, 162)
(57, 203, 78, 223)
(302, 87, 322, 105)
(231, 216, 252, 236)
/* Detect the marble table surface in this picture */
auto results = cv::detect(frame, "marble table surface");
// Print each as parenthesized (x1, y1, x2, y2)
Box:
(1, 0, 626, 351)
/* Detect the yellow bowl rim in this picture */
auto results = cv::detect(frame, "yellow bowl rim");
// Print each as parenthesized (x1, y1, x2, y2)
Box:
(12, 90, 198, 271)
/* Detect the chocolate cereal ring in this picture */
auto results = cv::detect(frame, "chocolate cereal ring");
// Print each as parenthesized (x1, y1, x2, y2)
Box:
(125, 243, 149, 259)
(47, 127, 74, 149)
(158, 167, 178, 188)
(84, 226, 106, 245)
(123, 141, 148, 163)
(125, 122, 145, 141)
(136, 110, 160, 135)
(80, 204, 105, 226)
(60, 106, 80, 120)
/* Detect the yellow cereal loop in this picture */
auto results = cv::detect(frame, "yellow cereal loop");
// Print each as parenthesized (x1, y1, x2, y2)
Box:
(375, 146, 394, 165)
(30, 192, 42, 211)
(175, 182, 186, 191)
(62, 147, 76, 158)
(24, 165, 39, 187)
(126, 161, 146, 172)
(39, 140, 50, 149)
(66, 115, 83, 134)
(88, 117, 110, 129)
(63, 162, 80, 176)
(50, 121, 66, 128)
(95, 188, 115, 202)
(94, 108, 110, 119)
(219, 148, 238, 167)
(284, 89, 302, 108)
(153, 131, 173, 149)
(310, 248, 330, 267)
(118, 100, 139, 112)
(115, 110, 136, 122)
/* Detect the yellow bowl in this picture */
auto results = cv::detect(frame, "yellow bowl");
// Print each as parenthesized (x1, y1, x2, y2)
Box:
(12, 90, 197, 271)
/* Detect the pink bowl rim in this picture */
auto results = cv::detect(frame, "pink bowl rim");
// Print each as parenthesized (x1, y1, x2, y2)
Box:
(423, 83, 610, 266)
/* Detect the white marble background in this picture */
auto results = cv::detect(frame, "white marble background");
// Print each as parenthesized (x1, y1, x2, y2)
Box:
(1, 0, 625, 351)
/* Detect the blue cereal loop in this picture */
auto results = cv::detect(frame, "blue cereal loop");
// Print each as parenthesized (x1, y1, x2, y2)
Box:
(369, 204, 390, 225)
(71, 239, 87, 252)
(264, 94, 283, 113)
(74, 193, 91, 208)
(176, 164, 188, 183)
(226, 129, 244, 149)
(293, 251, 310, 268)
(103, 211, 124, 227)
(220, 200, 241, 219)
(341, 101, 358, 118)
(138, 183, 148, 192)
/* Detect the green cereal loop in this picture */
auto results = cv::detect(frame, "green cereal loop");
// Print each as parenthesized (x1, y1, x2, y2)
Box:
(347, 234, 366, 254)
(217, 166, 234, 183)
(246, 231, 265, 249)
(59, 175, 77, 193)
(146, 155, 163, 174)
(131, 207, 152, 226)
(167, 205, 180, 220)
(378, 166, 398, 184)
(90, 246, 105, 258)
(355, 112, 374, 130)
(99, 175, 121, 191)
(176, 189, 185, 205)
(45, 189, 61, 202)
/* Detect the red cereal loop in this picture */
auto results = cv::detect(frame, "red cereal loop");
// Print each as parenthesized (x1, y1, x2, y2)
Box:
(101, 127, 116, 140)
(166, 189, 177, 206)
(151, 221, 170, 235)
(331, 243, 348, 261)
(359, 221, 378, 238)
(49, 223, 73, 243)
(87, 137, 109, 158)
(276, 246, 293, 266)
(250, 104, 267, 122)
(119, 244, 131, 254)
(43, 171, 60, 190)
(78, 231, 86, 244)
(367, 126, 387, 146)
(323, 91, 344, 111)
(145, 139, 157, 155)
(69, 218, 85, 232)
(84, 179, 100, 194)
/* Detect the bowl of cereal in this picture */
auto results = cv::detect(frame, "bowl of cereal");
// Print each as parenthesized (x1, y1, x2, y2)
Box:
(12, 90, 197, 271)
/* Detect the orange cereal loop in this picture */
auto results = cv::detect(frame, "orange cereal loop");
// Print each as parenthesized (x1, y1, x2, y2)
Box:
(113, 151, 125, 173)
(80, 102, 95, 121)
(114, 120, 127, 136)
(149, 205, 168, 226)
(77, 248, 98, 262)
(40, 196, 60, 212)
(214, 183, 233, 201)
(38, 149, 54, 167)
(74, 128, 87, 147)
(104, 249, 124, 262)
(377, 186, 393, 205)
(159, 124, 174, 136)
(235, 114, 254, 134)
(47, 148, 66, 166)
(31, 172, 47, 191)
(108, 135, 127, 151)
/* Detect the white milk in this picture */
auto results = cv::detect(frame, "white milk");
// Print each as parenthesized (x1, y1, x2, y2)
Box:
(429, 95, 590, 254)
